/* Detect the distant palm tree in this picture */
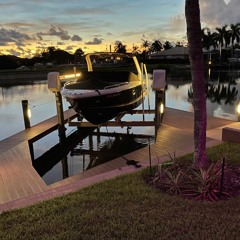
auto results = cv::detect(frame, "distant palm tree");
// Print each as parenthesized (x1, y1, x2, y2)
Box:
(230, 23, 240, 57)
(114, 41, 127, 53)
(150, 40, 163, 53)
(132, 45, 140, 55)
(175, 41, 184, 47)
(201, 28, 218, 62)
(141, 39, 150, 59)
(214, 25, 231, 62)
(163, 41, 173, 50)
(141, 39, 150, 51)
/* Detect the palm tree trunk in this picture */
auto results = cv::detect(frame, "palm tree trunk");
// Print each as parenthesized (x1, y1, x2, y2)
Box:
(185, 0, 208, 169)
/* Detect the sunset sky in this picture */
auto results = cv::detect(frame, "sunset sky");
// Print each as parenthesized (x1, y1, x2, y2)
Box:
(0, 0, 239, 58)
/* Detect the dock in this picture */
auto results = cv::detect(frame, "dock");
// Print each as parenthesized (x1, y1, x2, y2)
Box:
(0, 107, 237, 212)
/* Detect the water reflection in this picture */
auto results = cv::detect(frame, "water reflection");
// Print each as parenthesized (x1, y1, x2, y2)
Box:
(32, 128, 153, 185)
(1, 70, 240, 184)
(167, 70, 240, 121)
(0, 82, 66, 140)
(188, 83, 238, 105)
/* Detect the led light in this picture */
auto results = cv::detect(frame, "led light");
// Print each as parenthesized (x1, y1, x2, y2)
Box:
(61, 73, 81, 80)
(237, 103, 240, 114)
(160, 103, 164, 114)
(27, 109, 32, 119)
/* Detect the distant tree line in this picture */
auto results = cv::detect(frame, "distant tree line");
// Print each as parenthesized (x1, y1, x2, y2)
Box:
(201, 22, 240, 62)
(0, 22, 239, 70)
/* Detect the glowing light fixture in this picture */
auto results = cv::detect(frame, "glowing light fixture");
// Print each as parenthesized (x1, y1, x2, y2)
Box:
(28, 108, 32, 119)
(238, 104, 240, 114)
(237, 100, 240, 121)
(60, 73, 81, 80)
(160, 103, 164, 114)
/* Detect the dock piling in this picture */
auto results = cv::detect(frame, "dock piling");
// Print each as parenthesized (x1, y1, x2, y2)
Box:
(21, 99, 31, 129)
(152, 70, 166, 136)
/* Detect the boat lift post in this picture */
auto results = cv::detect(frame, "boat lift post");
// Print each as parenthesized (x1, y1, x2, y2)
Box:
(152, 69, 166, 136)
(47, 72, 66, 145)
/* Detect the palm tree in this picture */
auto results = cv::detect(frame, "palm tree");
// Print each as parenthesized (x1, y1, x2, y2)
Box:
(132, 45, 140, 55)
(141, 39, 150, 59)
(114, 41, 127, 53)
(214, 25, 231, 62)
(175, 41, 184, 47)
(230, 23, 240, 57)
(185, 0, 207, 168)
(201, 28, 218, 62)
(163, 41, 173, 50)
(150, 40, 163, 53)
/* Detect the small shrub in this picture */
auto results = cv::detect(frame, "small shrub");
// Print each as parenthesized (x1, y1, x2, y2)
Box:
(149, 158, 230, 202)
(184, 162, 224, 202)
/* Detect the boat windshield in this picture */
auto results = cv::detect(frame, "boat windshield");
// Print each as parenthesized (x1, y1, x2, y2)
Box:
(84, 53, 137, 73)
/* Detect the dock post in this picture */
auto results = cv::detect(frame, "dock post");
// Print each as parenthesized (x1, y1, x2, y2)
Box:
(21, 99, 31, 129)
(152, 70, 166, 137)
(55, 91, 66, 144)
(47, 72, 66, 144)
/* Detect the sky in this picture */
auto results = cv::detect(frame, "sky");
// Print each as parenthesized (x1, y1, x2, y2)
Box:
(0, 0, 239, 58)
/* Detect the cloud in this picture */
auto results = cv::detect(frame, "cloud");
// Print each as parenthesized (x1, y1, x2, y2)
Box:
(57, 42, 65, 45)
(200, 0, 240, 29)
(0, 28, 32, 46)
(71, 34, 82, 41)
(37, 25, 71, 41)
(37, 25, 84, 42)
(85, 37, 103, 45)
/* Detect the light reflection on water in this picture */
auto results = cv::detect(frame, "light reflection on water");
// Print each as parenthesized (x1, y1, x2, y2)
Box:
(1, 70, 240, 184)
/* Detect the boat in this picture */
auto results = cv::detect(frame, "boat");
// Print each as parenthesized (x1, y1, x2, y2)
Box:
(61, 52, 147, 124)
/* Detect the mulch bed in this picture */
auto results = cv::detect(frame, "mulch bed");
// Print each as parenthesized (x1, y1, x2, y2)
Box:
(146, 163, 240, 201)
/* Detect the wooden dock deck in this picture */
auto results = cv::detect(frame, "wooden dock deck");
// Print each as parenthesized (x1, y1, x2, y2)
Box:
(0, 107, 237, 209)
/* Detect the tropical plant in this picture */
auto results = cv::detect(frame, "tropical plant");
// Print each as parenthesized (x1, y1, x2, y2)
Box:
(141, 39, 150, 51)
(214, 25, 231, 62)
(163, 41, 173, 50)
(201, 28, 218, 62)
(114, 41, 127, 53)
(161, 169, 185, 194)
(184, 162, 224, 201)
(132, 45, 140, 55)
(185, 0, 207, 169)
(175, 41, 184, 47)
(229, 22, 240, 57)
(150, 40, 163, 53)
(141, 39, 150, 59)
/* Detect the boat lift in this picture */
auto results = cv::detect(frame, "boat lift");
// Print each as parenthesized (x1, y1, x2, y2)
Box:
(47, 66, 166, 139)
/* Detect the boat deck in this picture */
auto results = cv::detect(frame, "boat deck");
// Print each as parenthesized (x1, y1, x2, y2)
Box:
(0, 108, 237, 212)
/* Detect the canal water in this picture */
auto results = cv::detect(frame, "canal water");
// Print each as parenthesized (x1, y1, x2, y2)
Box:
(0, 69, 240, 185)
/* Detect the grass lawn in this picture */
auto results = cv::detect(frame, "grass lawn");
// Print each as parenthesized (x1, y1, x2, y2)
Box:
(1, 142, 240, 240)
